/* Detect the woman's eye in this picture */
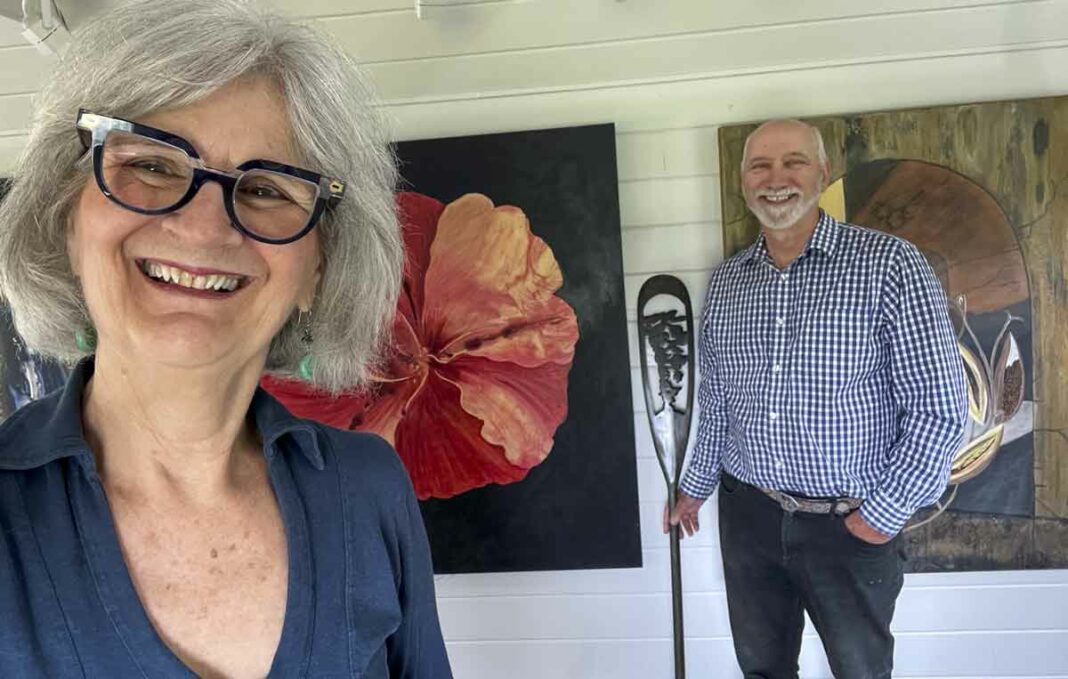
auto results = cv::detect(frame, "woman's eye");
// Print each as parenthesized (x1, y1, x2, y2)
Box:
(130, 158, 176, 175)
(244, 184, 285, 199)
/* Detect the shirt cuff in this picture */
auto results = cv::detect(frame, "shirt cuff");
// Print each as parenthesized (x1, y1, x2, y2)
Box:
(858, 485, 916, 537)
(679, 470, 719, 501)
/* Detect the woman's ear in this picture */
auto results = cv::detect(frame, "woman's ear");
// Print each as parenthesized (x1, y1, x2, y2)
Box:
(296, 262, 321, 313)
(66, 209, 82, 278)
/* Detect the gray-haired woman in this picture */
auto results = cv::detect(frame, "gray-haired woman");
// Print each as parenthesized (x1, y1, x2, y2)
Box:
(0, 1, 452, 676)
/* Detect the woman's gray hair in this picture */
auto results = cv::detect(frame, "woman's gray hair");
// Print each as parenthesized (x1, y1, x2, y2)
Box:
(0, 0, 401, 393)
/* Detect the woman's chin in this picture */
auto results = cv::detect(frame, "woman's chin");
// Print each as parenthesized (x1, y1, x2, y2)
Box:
(106, 324, 258, 375)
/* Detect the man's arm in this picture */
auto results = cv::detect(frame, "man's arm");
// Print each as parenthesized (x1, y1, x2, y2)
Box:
(668, 284, 731, 536)
(858, 242, 969, 537)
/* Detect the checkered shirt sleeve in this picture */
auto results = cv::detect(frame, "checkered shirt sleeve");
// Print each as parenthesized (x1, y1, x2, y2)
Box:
(678, 285, 728, 500)
(858, 242, 969, 535)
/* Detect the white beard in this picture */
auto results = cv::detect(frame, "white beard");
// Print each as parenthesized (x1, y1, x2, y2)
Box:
(747, 188, 822, 231)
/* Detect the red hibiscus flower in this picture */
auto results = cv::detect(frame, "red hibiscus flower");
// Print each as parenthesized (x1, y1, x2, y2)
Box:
(263, 192, 580, 500)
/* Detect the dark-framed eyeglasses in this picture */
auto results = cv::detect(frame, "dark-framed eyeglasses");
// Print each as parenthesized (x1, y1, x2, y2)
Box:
(75, 109, 346, 245)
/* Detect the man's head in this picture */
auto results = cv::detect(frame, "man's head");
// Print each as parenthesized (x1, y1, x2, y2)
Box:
(740, 119, 830, 231)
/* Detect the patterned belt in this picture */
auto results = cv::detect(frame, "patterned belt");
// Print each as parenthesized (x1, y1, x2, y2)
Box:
(760, 487, 862, 516)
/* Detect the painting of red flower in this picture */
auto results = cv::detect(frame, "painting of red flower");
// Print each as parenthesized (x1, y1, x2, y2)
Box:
(264, 191, 579, 500)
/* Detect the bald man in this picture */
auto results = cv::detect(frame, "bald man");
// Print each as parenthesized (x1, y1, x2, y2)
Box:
(665, 120, 967, 678)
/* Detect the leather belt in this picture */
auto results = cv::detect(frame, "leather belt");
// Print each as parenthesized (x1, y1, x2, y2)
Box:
(760, 487, 862, 516)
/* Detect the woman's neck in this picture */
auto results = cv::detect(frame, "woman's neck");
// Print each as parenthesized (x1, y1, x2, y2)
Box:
(82, 347, 268, 505)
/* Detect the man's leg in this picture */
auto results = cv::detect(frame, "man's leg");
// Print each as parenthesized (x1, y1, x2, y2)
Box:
(718, 474, 805, 679)
(791, 513, 904, 679)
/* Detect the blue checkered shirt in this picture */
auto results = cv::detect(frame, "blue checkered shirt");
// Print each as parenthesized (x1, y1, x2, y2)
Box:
(679, 211, 968, 536)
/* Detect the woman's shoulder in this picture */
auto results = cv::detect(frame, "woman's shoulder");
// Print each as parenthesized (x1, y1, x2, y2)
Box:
(306, 423, 413, 496)
(300, 424, 422, 542)
(252, 386, 411, 495)
(0, 388, 72, 472)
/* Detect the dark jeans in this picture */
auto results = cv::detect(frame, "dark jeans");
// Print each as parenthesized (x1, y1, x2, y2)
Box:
(718, 473, 905, 679)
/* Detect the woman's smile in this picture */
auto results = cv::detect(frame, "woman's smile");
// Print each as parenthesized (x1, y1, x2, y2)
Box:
(136, 258, 249, 297)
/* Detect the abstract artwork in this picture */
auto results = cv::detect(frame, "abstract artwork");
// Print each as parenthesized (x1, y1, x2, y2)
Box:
(0, 179, 71, 421)
(267, 125, 642, 574)
(718, 98, 1068, 571)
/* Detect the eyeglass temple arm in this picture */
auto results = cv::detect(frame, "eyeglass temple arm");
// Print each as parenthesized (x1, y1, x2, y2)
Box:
(326, 179, 345, 207)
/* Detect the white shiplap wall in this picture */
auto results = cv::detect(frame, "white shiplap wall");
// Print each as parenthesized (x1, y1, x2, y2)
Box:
(3, 1, 1068, 676)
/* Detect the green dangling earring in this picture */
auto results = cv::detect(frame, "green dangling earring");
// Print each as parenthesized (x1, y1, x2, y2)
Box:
(298, 353, 315, 381)
(74, 326, 96, 353)
(297, 309, 314, 381)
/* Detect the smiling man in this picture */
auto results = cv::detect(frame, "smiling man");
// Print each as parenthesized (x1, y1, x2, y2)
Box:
(665, 119, 968, 678)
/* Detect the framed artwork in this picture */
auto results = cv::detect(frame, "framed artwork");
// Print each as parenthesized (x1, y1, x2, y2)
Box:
(0, 179, 71, 421)
(267, 125, 642, 574)
(718, 97, 1068, 571)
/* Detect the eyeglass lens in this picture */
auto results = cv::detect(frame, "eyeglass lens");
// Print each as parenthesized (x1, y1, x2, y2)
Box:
(100, 130, 319, 241)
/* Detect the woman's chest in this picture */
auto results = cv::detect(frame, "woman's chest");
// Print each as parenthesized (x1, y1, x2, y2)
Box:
(111, 496, 289, 678)
(4, 458, 403, 678)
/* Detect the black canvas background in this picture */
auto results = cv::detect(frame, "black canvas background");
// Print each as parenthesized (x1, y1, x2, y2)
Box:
(394, 124, 642, 574)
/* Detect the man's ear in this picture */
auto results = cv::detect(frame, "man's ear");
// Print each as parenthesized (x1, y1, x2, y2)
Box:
(820, 161, 832, 190)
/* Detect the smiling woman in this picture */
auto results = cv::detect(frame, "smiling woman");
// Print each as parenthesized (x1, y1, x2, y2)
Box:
(0, 1, 451, 677)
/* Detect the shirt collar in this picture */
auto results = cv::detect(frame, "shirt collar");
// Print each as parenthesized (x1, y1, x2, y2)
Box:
(743, 209, 842, 264)
(0, 358, 325, 472)
(250, 385, 326, 470)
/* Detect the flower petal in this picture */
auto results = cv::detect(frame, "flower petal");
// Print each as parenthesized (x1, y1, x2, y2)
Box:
(271, 192, 580, 501)
(262, 370, 426, 448)
(384, 309, 426, 380)
(395, 369, 531, 499)
(259, 375, 365, 430)
(397, 191, 445, 324)
(352, 373, 424, 445)
(439, 355, 571, 468)
(443, 296, 578, 369)
(420, 193, 578, 367)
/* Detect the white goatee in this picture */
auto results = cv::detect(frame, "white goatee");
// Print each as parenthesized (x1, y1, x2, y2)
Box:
(747, 185, 823, 231)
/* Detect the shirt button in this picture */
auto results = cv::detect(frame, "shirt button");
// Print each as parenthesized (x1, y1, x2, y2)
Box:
(776, 317, 785, 326)
(772, 363, 782, 373)
(775, 459, 785, 469)
(769, 412, 779, 421)
(781, 274, 789, 282)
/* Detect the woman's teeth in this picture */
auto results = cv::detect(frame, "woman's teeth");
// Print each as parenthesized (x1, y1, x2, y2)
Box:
(141, 261, 240, 292)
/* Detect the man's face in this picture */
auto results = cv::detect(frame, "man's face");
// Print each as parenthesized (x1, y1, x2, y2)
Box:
(741, 122, 829, 231)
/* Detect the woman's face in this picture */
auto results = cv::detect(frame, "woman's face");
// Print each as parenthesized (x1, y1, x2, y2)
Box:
(68, 77, 321, 374)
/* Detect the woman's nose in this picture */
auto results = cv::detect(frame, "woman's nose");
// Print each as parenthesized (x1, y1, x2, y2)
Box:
(161, 181, 244, 247)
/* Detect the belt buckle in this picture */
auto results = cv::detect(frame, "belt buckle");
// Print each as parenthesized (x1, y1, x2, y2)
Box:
(779, 492, 801, 513)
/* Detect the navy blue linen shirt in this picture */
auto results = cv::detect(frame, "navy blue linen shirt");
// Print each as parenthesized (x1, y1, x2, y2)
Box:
(679, 212, 968, 535)
(0, 360, 452, 678)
